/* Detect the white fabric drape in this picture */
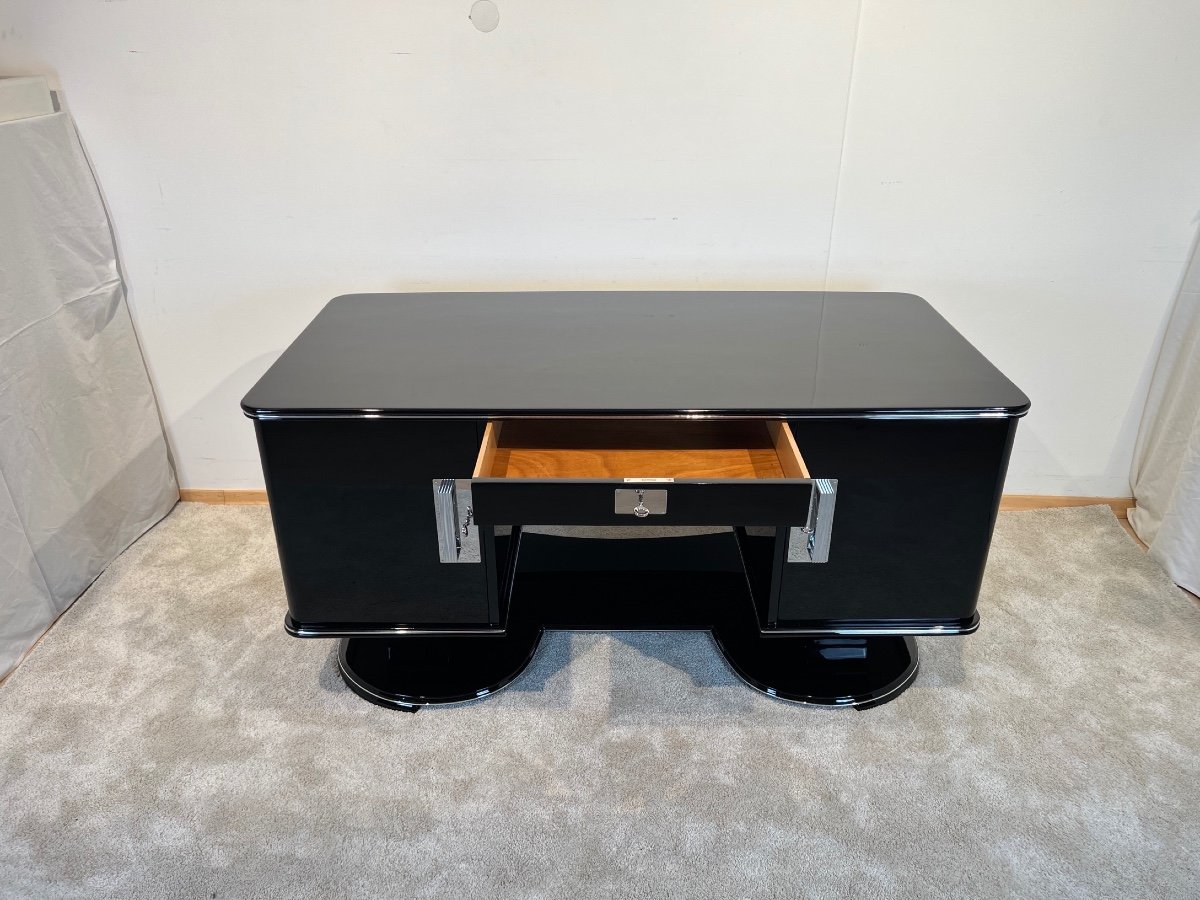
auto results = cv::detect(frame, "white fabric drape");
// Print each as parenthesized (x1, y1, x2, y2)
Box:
(0, 111, 178, 678)
(1130, 237, 1200, 595)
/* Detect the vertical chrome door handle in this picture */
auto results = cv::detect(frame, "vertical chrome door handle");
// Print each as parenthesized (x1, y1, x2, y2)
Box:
(433, 479, 480, 563)
(788, 478, 838, 563)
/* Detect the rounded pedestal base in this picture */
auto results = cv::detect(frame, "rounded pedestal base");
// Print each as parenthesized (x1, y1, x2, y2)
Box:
(338, 628, 542, 710)
(711, 629, 919, 709)
(339, 628, 917, 711)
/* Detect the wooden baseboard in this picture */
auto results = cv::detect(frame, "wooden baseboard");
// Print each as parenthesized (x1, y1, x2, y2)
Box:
(178, 489, 270, 505)
(179, 488, 1135, 518)
(999, 495, 1134, 519)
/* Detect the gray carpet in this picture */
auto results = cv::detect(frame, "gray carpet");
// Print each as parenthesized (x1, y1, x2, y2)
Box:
(1, 505, 1198, 899)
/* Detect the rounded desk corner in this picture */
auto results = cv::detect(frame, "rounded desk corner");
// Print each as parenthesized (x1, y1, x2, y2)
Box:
(1006, 398, 1032, 418)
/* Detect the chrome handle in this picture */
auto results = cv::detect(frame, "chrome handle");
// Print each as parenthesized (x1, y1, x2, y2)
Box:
(433, 479, 480, 563)
(788, 478, 837, 563)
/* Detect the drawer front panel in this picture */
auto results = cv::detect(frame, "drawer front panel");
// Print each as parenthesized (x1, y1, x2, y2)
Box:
(471, 478, 814, 527)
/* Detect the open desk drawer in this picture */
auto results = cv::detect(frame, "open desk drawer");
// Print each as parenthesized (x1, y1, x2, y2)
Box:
(434, 419, 837, 564)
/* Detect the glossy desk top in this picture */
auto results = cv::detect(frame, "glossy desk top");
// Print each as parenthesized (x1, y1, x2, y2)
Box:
(242, 292, 1029, 418)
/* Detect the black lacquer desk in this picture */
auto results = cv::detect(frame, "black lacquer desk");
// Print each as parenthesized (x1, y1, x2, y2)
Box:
(243, 292, 1028, 710)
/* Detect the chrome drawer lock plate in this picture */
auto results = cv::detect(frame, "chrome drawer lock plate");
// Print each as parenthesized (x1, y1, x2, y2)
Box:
(615, 488, 667, 517)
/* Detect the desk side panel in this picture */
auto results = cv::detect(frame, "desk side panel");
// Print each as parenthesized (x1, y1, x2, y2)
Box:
(778, 417, 1017, 627)
(255, 418, 490, 629)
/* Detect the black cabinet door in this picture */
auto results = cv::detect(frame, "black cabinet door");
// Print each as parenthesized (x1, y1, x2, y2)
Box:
(256, 418, 491, 629)
(775, 417, 1016, 628)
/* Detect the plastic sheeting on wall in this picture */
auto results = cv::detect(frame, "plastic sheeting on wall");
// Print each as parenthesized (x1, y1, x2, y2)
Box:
(0, 111, 178, 678)
(1130, 235, 1200, 596)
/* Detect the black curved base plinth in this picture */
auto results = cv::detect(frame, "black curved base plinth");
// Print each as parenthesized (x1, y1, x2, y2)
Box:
(712, 631, 918, 709)
(338, 628, 918, 711)
(338, 627, 542, 710)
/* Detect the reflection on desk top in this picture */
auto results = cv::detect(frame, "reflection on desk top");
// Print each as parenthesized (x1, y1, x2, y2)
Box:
(241, 292, 1030, 418)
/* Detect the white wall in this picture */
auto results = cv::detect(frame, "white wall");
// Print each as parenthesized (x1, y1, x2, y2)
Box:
(826, 2, 1200, 496)
(2, 1, 1198, 495)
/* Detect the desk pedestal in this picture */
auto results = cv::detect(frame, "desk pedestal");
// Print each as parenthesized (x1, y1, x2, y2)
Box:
(336, 531, 919, 711)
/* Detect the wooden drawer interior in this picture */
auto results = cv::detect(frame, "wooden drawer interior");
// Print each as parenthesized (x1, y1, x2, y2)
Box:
(474, 419, 809, 480)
